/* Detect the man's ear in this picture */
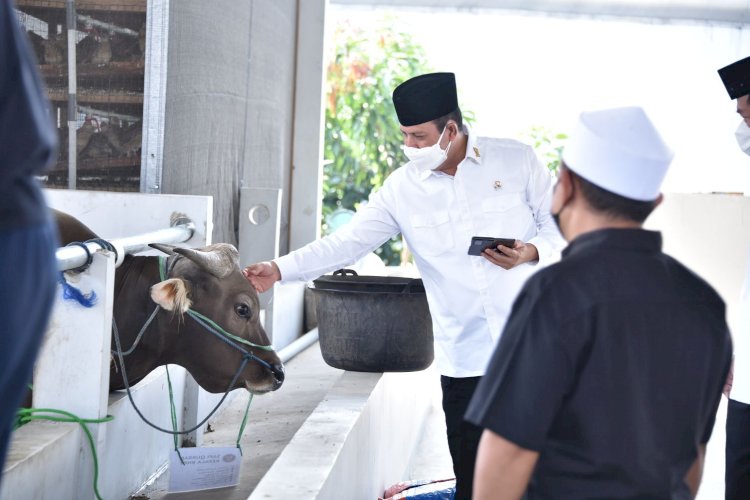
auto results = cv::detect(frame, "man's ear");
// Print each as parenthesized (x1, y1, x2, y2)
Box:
(447, 120, 459, 139)
(557, 167, 574, 198)
(151, 278, 191, 313)
(654, 193, 664, 208)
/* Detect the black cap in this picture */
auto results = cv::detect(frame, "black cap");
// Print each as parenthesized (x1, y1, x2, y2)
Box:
(392, 72, 458, 126)
(718, 56, 750, 100)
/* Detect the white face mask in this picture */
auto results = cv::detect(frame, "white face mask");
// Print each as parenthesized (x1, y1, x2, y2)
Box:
(736, 120, 750, 157)
(402, 127, 452, 172)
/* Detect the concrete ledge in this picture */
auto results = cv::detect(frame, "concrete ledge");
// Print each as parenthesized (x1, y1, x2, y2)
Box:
(0, 421, 80, 500)
(1, 367, 190, 500)
(250, 366, 435, 499)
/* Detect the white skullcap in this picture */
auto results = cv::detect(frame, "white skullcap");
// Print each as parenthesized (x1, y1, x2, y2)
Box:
(562, 106, 673, 201)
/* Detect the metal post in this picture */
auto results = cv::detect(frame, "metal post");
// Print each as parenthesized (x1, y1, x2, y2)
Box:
(140, 0, 170, 193)
(66, 0, 77, 189)
(56, 219, 194, 271)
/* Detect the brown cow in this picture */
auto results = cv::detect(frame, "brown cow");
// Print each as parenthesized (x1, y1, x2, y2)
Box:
(54, 209, 284, 394)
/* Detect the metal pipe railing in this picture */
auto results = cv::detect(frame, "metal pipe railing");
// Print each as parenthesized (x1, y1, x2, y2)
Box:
(56, 218, 195, 271)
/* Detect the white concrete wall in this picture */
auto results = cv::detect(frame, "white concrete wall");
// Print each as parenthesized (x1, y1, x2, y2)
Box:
(250, 367, 434, 499)
(289, 0, 327, 252)
(0, 423, 80, 500)
(44, 189, 213, 247)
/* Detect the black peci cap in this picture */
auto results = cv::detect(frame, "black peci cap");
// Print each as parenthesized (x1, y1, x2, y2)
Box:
(392, 72, 458, 126)
(718, 56, 750, 100)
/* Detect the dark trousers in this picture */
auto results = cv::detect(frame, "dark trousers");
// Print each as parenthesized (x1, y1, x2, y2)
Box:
(441, 375, 484, 500)
(0, 220, 58, 484)
(727, 398, 750, 500)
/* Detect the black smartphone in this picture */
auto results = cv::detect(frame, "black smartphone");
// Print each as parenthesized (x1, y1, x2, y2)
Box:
(468, 236, 516, 256)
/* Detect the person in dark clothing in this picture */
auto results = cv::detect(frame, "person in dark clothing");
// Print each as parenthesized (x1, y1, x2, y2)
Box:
(718, 54, 750, 500)
(466, 106, 733, 499)
(0, 0, 59, 484)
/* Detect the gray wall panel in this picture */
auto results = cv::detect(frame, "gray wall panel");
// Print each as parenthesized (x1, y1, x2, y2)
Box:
(163, 0, 294, 246)
(162, 0, 315, 255)
(243, 0, 297, 255)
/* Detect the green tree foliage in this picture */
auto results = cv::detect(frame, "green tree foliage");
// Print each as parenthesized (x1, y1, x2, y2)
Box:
(323, 21, 431, 265)
(518, 126, 568, 176)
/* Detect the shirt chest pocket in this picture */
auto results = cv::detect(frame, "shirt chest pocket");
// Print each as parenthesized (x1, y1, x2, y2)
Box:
(481, 193, 533, 237)
(409, 211, 454, 257)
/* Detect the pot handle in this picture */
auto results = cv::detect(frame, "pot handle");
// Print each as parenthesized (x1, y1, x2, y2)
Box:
(333, 268, 358, 277)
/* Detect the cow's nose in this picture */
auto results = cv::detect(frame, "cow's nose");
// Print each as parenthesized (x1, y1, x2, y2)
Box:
(270, 363, 284, 384)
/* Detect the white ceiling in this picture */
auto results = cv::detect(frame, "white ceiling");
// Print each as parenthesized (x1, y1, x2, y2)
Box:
(331, 0, 750, 24)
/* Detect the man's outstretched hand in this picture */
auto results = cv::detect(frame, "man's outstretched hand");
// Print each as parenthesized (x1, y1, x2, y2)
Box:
(242, 261, 281, 293)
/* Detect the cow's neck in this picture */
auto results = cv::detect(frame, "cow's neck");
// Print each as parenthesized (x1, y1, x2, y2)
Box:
(110, 255, 168, 389)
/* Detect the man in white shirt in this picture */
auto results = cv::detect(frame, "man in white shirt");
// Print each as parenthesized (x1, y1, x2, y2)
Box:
(243, 72, 563, 499)
(719, 55, 750, 500)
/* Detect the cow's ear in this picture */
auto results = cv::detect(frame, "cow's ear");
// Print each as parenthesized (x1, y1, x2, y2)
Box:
(151, 278, 192, 313)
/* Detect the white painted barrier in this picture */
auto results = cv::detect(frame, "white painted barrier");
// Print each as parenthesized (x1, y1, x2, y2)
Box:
(249, 368, 434, 499)
(35, 251, 114, 500)
(1, 190, 217, 500)
(43, 189, 213, 247)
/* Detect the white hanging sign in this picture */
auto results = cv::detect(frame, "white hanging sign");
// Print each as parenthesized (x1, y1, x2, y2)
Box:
(168, 447, 242, 493)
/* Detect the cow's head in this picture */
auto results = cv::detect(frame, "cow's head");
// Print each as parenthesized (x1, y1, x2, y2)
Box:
(148, 243, 284, 394)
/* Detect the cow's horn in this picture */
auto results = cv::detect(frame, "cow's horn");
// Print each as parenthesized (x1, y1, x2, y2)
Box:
(149, 243, 178, 255)
(173, 244, 238, 279)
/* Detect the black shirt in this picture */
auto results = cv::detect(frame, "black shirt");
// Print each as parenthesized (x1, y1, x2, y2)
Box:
(466, 228, 732, 499)
(0, 0, 57, 229)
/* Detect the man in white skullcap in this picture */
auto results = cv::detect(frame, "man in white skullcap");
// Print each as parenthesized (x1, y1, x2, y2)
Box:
(466, 107, 732, 499)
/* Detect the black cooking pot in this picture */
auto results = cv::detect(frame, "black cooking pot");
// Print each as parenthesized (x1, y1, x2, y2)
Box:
(311, 269, 434, 372)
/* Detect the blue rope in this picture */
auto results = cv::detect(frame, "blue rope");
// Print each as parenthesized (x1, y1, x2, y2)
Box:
(58, 237, 119, 307)
(58, 272, 97, 308)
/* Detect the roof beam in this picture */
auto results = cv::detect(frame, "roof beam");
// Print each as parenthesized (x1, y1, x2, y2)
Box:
(331, 0, 750, 24)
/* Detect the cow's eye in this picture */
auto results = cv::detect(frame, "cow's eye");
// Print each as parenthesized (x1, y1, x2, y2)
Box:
(234, 303, 251, 318)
